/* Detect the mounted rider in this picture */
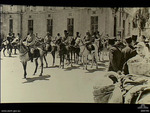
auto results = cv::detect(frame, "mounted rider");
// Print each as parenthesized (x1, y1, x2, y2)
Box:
(25, 30, 36, 62)
(62, 30, 70, 45)
(83, 31, 95, 53)
(74, 32, 81, 48)
(43, 32, 52, 51)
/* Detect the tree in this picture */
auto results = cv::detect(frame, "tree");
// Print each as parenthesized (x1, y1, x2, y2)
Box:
(132, 8, 149, 36)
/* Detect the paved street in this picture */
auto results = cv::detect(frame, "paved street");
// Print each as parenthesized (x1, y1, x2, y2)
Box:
(1, 50, 111, 103)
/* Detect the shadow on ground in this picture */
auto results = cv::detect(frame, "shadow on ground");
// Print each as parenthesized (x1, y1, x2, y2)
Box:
(85, 67, 106, 73)
(64, 65, 80, 71)
(43, 65, 59, 68)
(22, 75, 51, 83)
(4, 56, 17, 58)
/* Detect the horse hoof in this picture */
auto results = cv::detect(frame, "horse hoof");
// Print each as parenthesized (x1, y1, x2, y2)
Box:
(39, 74, 42, 76)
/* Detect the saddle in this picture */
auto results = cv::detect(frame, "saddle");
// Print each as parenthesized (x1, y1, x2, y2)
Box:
(27, 46, 40, 62)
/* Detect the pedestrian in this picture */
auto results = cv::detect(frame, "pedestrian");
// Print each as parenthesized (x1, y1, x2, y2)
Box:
(107, 37, 123, 74)
(132, 35, 138, 46)
(122, 36, 137, 75)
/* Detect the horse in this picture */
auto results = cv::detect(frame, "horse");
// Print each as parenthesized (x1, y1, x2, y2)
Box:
(1, 37, 18, 57)
(70, 37, 81, 64)
(79, 39, 98, 70)
(55, 38, 70, 69)
(17, 39, 44, 78)
(39, 38, 57, 68)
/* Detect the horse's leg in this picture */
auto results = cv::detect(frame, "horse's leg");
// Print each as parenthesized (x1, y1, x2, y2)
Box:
(91, 53, 94, 68)
(82, 56, 85, 70)
(85, 55, 88, 70)
(70, 50, 73, 67)
(22, 62, 27, 78)
(33, 58, 38, 75)
(59, 53, 62, 68)
(14, 46, 17, 54)
(9, 46, 12, 57)
(3, 47, 6, 57)
(39, 56, 43, 76)
(43, 55, 48, 68)
(62, 54, 65, 69)
(51, 50, 55, 66)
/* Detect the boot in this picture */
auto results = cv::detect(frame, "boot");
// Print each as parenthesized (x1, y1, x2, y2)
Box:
(27, 47, 33, 62)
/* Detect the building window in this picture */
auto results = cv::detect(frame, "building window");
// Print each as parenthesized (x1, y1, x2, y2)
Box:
(67, 18, 74, 36)
(47, 19, 53, 36)
(9, 19, 13, 33)
(91, 16, 98, 35)
(48, 14, 51, 17)
(28, 20, 33, 33)
(114, 16, 117, 37)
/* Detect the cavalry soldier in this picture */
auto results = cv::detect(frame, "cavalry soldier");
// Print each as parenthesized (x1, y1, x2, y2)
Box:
(55, 33, 62, 43)
(62, 30, 70, 45)
(25, 30, 36, 62)
(83, 31, 95, 53)
(43, 32, 52, 51)
(74, 32, 81, 48)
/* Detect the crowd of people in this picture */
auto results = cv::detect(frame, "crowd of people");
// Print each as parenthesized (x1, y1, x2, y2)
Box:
(107, 34, 150, 76)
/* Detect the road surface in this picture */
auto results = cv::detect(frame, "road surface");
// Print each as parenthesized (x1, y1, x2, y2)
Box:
(1, 51, 111, 103)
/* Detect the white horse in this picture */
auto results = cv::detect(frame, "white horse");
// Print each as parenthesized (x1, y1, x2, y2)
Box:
(79, 39, 98, 70)
(17, 39, 44, 78)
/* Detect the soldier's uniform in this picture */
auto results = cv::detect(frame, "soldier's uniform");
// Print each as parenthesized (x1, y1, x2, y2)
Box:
(25, 33, 36, 62)
(84, 32, 95, 52)
(44, 33, 52, 51)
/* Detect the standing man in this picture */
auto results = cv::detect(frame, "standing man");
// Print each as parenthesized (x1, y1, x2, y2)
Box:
(122, 36, 137, 75)
(108, 37, 123, 74)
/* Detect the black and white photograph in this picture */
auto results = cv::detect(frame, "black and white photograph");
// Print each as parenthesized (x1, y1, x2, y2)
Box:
(1, 5, 150, 105)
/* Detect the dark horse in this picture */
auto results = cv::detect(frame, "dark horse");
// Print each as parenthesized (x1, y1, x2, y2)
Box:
(55, 38, 70, 69)
(70, 38, 80, 64)
(43, 41, 57, 67)
(17, 39, 44, 78)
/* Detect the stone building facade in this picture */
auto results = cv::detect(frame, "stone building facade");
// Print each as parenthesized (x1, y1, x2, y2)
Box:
(0, 5, 133, 40)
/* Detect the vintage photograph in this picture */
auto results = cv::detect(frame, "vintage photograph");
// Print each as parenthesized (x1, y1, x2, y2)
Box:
(1, 5, 150, 104)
